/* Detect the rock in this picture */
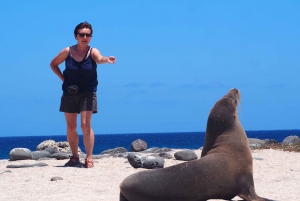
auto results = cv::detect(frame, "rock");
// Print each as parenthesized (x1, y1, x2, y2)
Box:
(51, 177, 63, 181)
(127, 153, 142, 168)
(131, 139, 147, 152)
(248, 139, 265, 149)
(6, 162, 48, 168)
(36, 140, 82, 153)
(249, 144, 262, 149)
(32, 150, 51, 160)
(159, 152, 173, 159)
(56, 141, 69, 148)
(115, 152, 128, 158)
(248, 138, 266, 146)
(264, 139, 279, 145)
(127, 153, 165, 169)
(100, 147, 128, 156)
(141, 155, 165, 169)
(141, 147, 172, 154)
(9, 148, 33, 161)
(174, 150, 198, 161)
(50, 152, 70, 160)
(36, 140, 56, 151)
(283, 135, 300, 145)
(44, 147, 58, 154)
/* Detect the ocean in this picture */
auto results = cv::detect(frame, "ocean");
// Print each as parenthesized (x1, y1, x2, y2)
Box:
(0, 130, 299, 160)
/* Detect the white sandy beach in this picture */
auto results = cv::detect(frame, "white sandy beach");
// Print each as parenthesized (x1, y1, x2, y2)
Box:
(0, 149, 299, 201)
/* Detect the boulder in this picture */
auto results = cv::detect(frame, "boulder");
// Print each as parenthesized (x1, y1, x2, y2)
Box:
(174, 150, 198, 161)
(36, 140, 56, 151)
(56, 141, 69, 148)
(127, 153, 165, 169)
(9, 148, 33, 161)
(36, 140, 82, 153)
(131, 139, 147, 152)
(141, 155, 165, 169)
(283, 135, 300, 145)
(32, 150, 51, 160)
(248, 138, 266, 146)
(127, 153, 142, 168)
(248, 138, 265, 149)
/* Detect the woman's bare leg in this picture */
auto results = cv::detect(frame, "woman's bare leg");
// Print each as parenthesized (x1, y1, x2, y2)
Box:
(81, 111, 94, 161)
(64, 112, 79, 157)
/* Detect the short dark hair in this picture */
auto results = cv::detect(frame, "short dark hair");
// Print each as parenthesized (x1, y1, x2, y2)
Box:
(74, 21, 93, 35)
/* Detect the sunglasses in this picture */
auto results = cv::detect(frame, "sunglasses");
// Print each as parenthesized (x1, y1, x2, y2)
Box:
(77, 33, 92, 38)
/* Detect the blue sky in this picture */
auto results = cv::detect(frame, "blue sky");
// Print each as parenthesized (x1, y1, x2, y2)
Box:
(0, 1, 299, 137)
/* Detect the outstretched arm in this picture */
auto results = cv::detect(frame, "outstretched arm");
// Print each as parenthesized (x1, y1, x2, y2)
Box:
(92, 48, 116, 64)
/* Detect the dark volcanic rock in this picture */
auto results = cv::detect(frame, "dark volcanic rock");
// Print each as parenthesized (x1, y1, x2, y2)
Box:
(174, 150, 198, 161)
(131, 139, 147, 152)
(127, 153, 142, 168)
(141, 155, 165, 169)
(127, 153, 165, 169)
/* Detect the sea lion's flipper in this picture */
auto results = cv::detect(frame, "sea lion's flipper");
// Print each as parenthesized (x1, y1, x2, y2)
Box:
(238, 193, 276, 201)
(119, 192, 129, 201)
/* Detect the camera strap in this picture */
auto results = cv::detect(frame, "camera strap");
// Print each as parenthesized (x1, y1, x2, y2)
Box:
(75, 46, 91, 85)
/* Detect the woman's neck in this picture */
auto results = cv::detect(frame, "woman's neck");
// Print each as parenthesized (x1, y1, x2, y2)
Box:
(74, 44, 89, 52)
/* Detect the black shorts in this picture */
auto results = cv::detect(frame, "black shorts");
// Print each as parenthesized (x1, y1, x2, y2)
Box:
(59, 92, 98, 114)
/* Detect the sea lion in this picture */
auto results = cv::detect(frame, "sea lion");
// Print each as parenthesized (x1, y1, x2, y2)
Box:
(119, 88, 273, 201)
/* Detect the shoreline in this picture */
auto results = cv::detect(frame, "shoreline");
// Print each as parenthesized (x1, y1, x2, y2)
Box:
(0, 149, 299, 201)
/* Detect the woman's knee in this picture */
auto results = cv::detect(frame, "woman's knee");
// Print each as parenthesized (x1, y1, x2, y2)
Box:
(81, 122, 91, 131)
(67, 123, 77, 132)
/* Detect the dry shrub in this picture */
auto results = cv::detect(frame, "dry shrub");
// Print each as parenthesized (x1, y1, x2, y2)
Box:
(260, 142, 300, 152)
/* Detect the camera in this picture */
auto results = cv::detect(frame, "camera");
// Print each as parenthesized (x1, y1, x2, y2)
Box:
(67, 85, 79, 95)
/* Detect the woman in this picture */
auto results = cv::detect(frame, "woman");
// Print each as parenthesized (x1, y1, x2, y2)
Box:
(50, 22, 116, 168)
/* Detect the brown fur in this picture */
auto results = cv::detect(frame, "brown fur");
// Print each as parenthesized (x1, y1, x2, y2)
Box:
(119, 88, 273, 201)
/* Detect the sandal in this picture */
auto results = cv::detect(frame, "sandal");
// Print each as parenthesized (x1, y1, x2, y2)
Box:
(84, 158, 94, 168)
(64, 155, 80, 167)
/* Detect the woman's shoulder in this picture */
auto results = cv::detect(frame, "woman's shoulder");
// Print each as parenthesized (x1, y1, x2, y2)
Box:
(60, 46, 71, 54)
(54, 47, 70, 60)
(90, 47, 100, 54)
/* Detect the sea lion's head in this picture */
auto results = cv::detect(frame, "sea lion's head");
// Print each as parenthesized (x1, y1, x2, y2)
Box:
(206, 88, 241, 135)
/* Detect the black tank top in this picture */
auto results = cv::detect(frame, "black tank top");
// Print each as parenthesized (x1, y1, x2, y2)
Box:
(62, 47, 98, 93)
